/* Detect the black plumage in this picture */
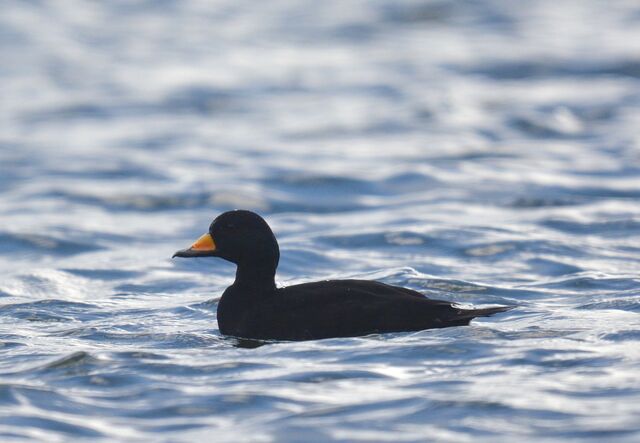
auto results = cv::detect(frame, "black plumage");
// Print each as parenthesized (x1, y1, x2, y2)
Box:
(173, 210, 510, 341)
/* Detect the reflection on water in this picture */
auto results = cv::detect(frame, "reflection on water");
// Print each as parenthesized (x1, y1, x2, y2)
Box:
(2, 0, 640, 441)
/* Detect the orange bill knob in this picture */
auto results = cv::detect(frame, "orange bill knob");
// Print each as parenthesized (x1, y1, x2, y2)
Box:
(172, 233, 217, 258)
(190, 233, 216, 251)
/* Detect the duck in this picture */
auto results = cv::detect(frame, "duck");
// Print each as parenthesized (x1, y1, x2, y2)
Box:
(173, 210, 510, 341)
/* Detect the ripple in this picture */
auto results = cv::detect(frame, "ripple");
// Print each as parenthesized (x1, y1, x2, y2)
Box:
(319, 231, 433, 250)
(0, 415, 103, 438)
(577, 296, 640, 312)
(533, 276, 640, 292)
(0, 300, 103, 323)
(460, 58, 640, 80)
(275, 369, 391, 383)
(137, 361, 274, 377)
(0, 232, 102, 256)
(38, 351, 99, 371)
(599, 330, 640, 342)
(542, 218, 640, 237)
(40, 189, 269, 212)
(508, 196, 584, 208)
(62, 268, 142, 281)
(510, 348, 620, 370)
(526, 258, 582, 277)
(509, 107, 585, 138)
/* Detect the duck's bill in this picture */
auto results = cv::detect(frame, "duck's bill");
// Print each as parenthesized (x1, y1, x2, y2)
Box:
(172, 233, 217, 258)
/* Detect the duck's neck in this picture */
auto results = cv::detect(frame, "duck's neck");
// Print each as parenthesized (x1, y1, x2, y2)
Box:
(233, 262, 277, 291)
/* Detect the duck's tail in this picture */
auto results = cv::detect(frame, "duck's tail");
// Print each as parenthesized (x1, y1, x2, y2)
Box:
(450, 305, 513, 326)
(465, 305, 513, 317)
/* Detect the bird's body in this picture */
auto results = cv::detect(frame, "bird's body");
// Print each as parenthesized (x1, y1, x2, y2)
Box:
(173, 210, 510, 342)
(218, 279, 508, 341)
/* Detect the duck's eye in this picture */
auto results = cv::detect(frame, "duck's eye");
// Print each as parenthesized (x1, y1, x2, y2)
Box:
(226, 223, 236, 230)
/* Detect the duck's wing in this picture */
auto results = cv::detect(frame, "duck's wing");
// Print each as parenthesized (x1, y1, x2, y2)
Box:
(244, 279, 502, 340)
(278, 279, 457, 307)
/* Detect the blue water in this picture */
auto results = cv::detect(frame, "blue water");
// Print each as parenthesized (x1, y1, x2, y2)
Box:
(2, 0, 640, 441)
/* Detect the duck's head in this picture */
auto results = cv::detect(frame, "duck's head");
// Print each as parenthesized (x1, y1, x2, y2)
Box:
(172, 210, 280, 270)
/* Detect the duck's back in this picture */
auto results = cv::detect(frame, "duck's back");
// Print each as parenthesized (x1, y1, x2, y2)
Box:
(225, 279, 505, 341)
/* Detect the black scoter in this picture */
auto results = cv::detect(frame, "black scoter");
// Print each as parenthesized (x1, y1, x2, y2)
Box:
(173, 210, 510, 341)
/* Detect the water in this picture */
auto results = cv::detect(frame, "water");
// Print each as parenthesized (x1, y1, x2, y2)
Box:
(2, 0, 640, 441)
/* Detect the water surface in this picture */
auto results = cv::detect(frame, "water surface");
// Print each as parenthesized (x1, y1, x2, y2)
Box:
(2, 1, 640, 441)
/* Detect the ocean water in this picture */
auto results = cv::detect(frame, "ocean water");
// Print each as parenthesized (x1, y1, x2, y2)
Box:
(2, 0, 640, 441)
